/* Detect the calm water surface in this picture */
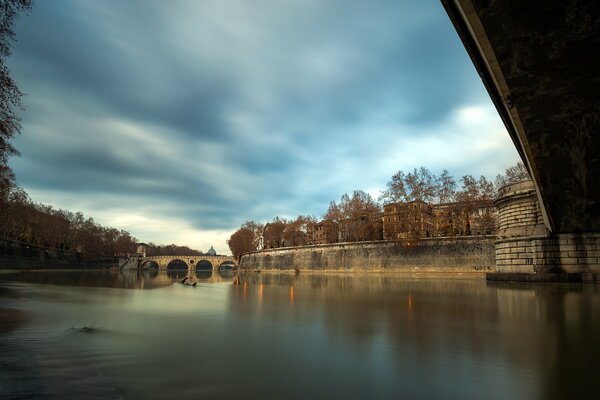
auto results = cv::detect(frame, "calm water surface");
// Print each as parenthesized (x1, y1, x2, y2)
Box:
(1, 269, 599, 399)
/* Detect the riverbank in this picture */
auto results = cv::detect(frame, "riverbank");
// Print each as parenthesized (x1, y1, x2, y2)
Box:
(240, 237, 496, 273)
(0, 238, 118, 269)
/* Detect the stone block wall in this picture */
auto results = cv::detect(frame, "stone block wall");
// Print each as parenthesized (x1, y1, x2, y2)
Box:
(496, 234, 600, 274)
(494, 180, 600, 275)
(495, 180, 546, 238)
(240, 237, 496, 273)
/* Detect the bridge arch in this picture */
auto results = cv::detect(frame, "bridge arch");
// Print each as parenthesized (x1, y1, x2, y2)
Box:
(195, 259, 213, 271)
(141, 260, 159, 269)
(166, 259, 189, 270)
(166, 259, 189, 279)
(141, 255, 237, 271)
(218, 260, 236, 271)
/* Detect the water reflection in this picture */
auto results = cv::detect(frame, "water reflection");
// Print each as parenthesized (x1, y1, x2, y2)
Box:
(0, 269, 237, 289)
(195, 270, 212, 280)
(166, 267, 188, 280)
(229, 273, 600, 399)
(0, 271, 599, 399)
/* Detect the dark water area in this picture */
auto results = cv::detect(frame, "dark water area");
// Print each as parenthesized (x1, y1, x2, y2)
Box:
(1, 270, 599, 399)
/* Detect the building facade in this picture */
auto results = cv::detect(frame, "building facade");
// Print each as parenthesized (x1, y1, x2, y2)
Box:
(307, 220, 339, 245)
(383, 200, 497, 241)
(383, 201, 435, 241)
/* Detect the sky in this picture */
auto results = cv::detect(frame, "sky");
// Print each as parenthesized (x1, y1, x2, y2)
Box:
(8, 0, 520, 255)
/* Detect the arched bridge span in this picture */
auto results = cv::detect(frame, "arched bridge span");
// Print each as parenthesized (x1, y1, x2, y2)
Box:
(141, 255, 237, 271)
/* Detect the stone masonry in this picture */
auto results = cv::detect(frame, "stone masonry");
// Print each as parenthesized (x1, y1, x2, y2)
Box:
(240, 237, 495, 273)
(493, 180, 600, 278)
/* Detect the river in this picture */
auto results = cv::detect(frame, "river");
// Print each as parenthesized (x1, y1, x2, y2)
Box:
(1, 269, 599, 399)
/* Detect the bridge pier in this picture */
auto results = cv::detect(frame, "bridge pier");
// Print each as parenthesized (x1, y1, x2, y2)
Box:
(491, 181, 600, 282)
(442, 1, 600, 282)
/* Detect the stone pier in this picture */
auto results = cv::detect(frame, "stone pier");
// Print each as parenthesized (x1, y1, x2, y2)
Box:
(489, 180, 600, 283)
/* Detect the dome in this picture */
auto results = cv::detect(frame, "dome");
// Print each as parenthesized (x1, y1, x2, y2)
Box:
(207, 246, 217, 256)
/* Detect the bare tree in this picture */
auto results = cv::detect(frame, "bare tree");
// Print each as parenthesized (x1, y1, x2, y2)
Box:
(436, 169, 456, 204)
(0, 0, 33, 183)
(381, 167, 438, 204)
(495, 161, 530, 189)
(325, 190, 381, 242)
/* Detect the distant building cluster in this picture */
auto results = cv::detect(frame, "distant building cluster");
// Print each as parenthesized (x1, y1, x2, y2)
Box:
(228, 163, 527, 259)
(301, 199, 497, 246)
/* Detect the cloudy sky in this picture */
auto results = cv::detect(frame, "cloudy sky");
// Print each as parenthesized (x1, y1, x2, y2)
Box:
(8, 0, 519, 254)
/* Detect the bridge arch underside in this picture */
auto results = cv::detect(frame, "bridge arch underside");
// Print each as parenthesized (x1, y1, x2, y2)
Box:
(141, 260, 159, 269)
(443, 0, 600, 275)
(195, 260, 213, 271)
(443, 0, 600, 234)
(218, 261, 236, 270)
(166, 259, 189, 278)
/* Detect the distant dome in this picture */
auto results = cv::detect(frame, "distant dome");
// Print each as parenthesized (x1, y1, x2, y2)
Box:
(207, 246, 217, 256)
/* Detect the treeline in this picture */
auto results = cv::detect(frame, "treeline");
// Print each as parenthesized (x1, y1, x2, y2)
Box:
(228, 163, 530, 259)
(0, 184, 207, 258)
(143, 243, 204, 257)
(0, 186, 138, 257)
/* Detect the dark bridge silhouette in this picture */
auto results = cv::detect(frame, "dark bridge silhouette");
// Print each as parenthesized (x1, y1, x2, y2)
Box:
(442, 1, 599, 277)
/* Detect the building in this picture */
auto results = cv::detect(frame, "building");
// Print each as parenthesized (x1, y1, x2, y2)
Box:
(382, 200, 434, 241)
(307, 220, 339, 245)
(432, 200, 497, 237)
(136, 243, 148, 257)
(206, 245, 217, 256)
(338, 213, 383, 243)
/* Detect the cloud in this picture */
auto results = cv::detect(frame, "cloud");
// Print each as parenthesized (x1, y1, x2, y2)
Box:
(8, 0, 520, 254)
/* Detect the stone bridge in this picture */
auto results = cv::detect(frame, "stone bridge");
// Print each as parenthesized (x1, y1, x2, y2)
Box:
(141, 255, 237, 271)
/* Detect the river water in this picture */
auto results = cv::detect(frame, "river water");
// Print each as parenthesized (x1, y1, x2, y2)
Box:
(1, 269, 599, 399)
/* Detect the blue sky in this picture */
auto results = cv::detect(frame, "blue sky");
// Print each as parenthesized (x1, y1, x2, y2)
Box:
(8, 0, 519, 254)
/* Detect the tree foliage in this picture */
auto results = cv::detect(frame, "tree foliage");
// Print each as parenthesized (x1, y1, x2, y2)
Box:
(241, 220, 264, 250)
(324, 190, 381, 242)
(263, 217, 286, 248)
(227, 227, 256, 259)
(380, 167, 439, 204)
(324, 190, 380, 222)
(144, 243, 203, 257)
(0, 0, 32, 184)
(437, 169, 456, 204)
(495, 162, 530, 188)
(0, 186, 138, 257)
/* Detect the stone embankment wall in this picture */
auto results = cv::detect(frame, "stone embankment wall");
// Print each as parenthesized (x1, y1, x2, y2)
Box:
(0, 238, 118, 269)
(240, 237, 496, 273)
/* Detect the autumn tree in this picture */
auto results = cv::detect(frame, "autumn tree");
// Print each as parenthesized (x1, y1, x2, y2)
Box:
(0, 0, 33, 186)
(227, 227, 257, 260)
(283, 215, 316, 247)
(455, 175, 495, 235)
(380, 168, 438, 239)
(325, 190, 381, 242)
(263, 217, 286, 248)
(241, 220, 264, 250)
